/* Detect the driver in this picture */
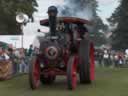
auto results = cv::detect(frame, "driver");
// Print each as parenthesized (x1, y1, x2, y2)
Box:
(72, 25, 88, 41)
(77, 24, 89, 39)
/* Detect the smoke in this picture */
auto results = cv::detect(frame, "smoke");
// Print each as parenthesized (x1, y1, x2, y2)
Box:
(23, 0, 94, 35)
(58, 0, 94, 20)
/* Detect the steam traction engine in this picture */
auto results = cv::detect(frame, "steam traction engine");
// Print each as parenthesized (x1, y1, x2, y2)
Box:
(29, 6, 95, 90)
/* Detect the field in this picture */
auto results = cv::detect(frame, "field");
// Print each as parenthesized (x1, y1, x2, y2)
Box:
(0, 67, 128, 96)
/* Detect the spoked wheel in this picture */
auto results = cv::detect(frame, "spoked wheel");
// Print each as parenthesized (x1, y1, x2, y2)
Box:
(79, 39, 94, 84)
(40, 75, 56, 84)
(29, 56, 40, 90)
(67, 55, 78, 90)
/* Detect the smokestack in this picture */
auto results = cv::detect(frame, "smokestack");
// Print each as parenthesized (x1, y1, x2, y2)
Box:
(47, 6, 58, 36)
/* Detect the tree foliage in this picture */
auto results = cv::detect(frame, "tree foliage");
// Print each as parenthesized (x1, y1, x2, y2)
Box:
(90, 16, 108, 47)
(0, 0, 38, 35)
(108, 0, 128, 50)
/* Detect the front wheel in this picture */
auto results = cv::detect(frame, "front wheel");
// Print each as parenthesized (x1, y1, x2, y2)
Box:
(29, 56, 40, 90)
(67, 55, 78, 90)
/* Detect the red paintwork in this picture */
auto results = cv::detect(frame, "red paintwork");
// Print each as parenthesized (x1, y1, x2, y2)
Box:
(38, 42, 95, 82)
(40, 17, 93, 27)
(63, 49, 70, 66)
(33, 59, 40, 88)
(71, 55, 78, 89)
(42, 68, 66, 76)
(90, 42, 95, 81)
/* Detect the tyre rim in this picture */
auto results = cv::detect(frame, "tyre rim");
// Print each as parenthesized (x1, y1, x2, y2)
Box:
(71, 56, 77, 89)
(33, 59, 40, 88)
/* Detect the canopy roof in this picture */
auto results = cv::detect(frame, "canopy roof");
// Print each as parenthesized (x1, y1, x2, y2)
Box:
(40, 17, 92, 26)
(0, 41, 8, 49)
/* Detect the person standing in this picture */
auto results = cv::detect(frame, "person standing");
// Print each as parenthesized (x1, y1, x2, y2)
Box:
(103, 49, 109, 67)
(8, 48, 18, 75)
(26, 45, 34, 72)
(27, 45, 33, 57)
(19, 48, 27, 73)
(98, 50, 103, 67)
(118, 53, 124, 68)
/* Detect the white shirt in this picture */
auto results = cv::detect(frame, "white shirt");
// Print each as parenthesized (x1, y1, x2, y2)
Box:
(104, 53, 109, 59)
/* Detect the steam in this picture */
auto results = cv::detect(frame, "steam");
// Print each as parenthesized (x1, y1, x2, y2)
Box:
(24, 0, 94, 35)
(58, 0, 94, 20)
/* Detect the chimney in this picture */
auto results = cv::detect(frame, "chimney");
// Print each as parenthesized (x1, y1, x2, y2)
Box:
(47, 6, 58, 36)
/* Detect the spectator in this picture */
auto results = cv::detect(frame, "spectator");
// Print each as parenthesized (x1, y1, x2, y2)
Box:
(27, 44, 33, 57)
(33, 47, 39, 56)
(118, 53, 124, 68)
(125, 53, 128, 65)
(8, 48, 18, 75)
(97, 50, 103, 67)
(103, 49, 110, 67)
(113, 53, 118, 67)
(0, 47, 10, 61)
(19, 48, 27, 73)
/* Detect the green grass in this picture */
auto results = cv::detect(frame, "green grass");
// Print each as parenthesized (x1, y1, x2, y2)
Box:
(0, 68, 128, 96)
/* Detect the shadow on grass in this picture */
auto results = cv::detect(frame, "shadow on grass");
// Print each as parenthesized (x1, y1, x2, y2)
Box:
(38, 77, 94, 91)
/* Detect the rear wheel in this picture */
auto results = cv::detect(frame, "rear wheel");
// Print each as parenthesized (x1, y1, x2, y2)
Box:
(79, 39, 91, 84)
(29, 56, 40, 90)
(67, 55, 78, 90)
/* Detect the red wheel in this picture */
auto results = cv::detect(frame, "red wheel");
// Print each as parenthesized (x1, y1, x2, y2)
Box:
(29, 56, 40, 90)
(67, 55, 78, 90)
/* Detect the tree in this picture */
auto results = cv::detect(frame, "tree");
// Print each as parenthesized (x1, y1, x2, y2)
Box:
(108, 0, 128, 51)
(0, 0, 38, 35)
(90, 16, 108, 47)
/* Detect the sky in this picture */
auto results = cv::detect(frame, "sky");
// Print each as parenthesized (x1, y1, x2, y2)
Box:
(0, 0, 120, 48)
(97, 0, 119, 24)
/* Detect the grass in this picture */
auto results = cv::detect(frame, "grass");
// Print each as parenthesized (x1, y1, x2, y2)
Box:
(0, 67, 128, 96)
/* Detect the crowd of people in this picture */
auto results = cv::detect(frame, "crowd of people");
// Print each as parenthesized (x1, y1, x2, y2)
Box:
(0, 44, 39, 75)
(1, 43, 127, 78)
(95, 48, 128, 68)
